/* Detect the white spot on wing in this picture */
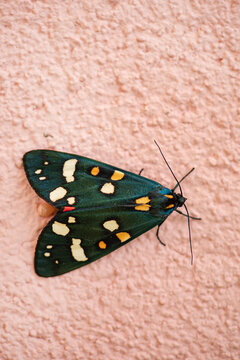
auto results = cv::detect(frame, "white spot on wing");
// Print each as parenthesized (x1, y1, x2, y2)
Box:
(49, 187, 67, 202)
(35, 169, 42, 174)
(44, 161, 49, 165)
(67, 197, 75, 205)
(100, 182, 115, 194)
(68, 216, 76, 223)
(63, 159, 78, 183)
(44, 252, 51, 257)
(71, 238, 88, 262)
(46, 245, 53, 249)
(39, 176, 46, 180)
(52, 221, 70, 236)
(103, 220, 119, 232)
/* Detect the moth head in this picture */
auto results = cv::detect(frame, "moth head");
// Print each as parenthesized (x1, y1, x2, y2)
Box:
(154, 140, 201, 265)
(174, 193, 186, 208)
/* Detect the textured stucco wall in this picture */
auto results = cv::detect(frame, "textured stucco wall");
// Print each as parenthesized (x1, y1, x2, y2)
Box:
(0, 1, 239, 359)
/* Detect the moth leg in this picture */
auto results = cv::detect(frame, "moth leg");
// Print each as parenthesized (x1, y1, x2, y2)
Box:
(156, 225, 166, 246)
(138, 168, 144, 175)
(175, 209, 201, 220)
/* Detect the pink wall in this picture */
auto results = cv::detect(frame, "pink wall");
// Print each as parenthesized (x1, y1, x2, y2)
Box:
(0, 1, 239, 359)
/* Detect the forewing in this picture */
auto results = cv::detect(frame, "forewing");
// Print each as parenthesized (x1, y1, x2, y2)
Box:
(23, 150, 161, 209)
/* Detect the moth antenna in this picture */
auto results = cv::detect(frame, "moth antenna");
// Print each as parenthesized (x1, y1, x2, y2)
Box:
(172, 168, 195, 192)
(183, 204, 193, 265)
(154, 140, 183, 196)
(154, 141, 197, 264)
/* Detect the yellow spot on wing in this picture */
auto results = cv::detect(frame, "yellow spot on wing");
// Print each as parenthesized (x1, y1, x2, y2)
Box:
(111, 170, 124, 181)
(68, 216, 76, 223)
(46, 245, 53, 249)
(91, 166, 100, 176)
(164, 194, 173, 199)
(52, 221, 70, 236)
(49, 187, 67, 202)
(99, 241, 107, 249)
(44, 252, 51, 257)
(135, 196, 150, 204)
(116, 232, 131, 242)
(71, 238, 88, 261)
(103, 220, 119, 232)
(165, 204, 174, 209)
(135, 204, 151, 211)
(67, 197, 75, 205)
(44, 161, 49, 165)
(100, 182, 115, 194)
(63, 159, 78, 183)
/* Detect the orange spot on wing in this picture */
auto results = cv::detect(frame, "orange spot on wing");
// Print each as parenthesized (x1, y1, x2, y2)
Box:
(116, 232, 131, 242)
(165, 204, 174, 209)
(135, 196, 150, 204)
(91, 167, 100, 176)
(135, 204, 151, 211)
(164, 194, 173, 199)
(111, 170, 124, 181)
(99, 241, 107, 249)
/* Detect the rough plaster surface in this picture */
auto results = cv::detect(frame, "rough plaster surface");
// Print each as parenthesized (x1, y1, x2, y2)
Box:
(0, 1, 239, 359)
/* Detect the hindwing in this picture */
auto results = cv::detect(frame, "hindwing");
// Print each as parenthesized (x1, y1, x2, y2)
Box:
(35, 206, 164, 277)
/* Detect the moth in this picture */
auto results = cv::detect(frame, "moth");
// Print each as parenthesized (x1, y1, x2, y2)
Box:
(23, 142, 199, 277)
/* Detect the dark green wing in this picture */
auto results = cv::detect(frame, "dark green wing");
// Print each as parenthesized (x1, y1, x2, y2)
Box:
(35, 205, 163, 277)
(23, 150, 161, 209)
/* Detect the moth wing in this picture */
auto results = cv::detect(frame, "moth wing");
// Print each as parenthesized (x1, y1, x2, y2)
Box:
(35, 206, 164, 277)
(23, 150, 161, 209)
